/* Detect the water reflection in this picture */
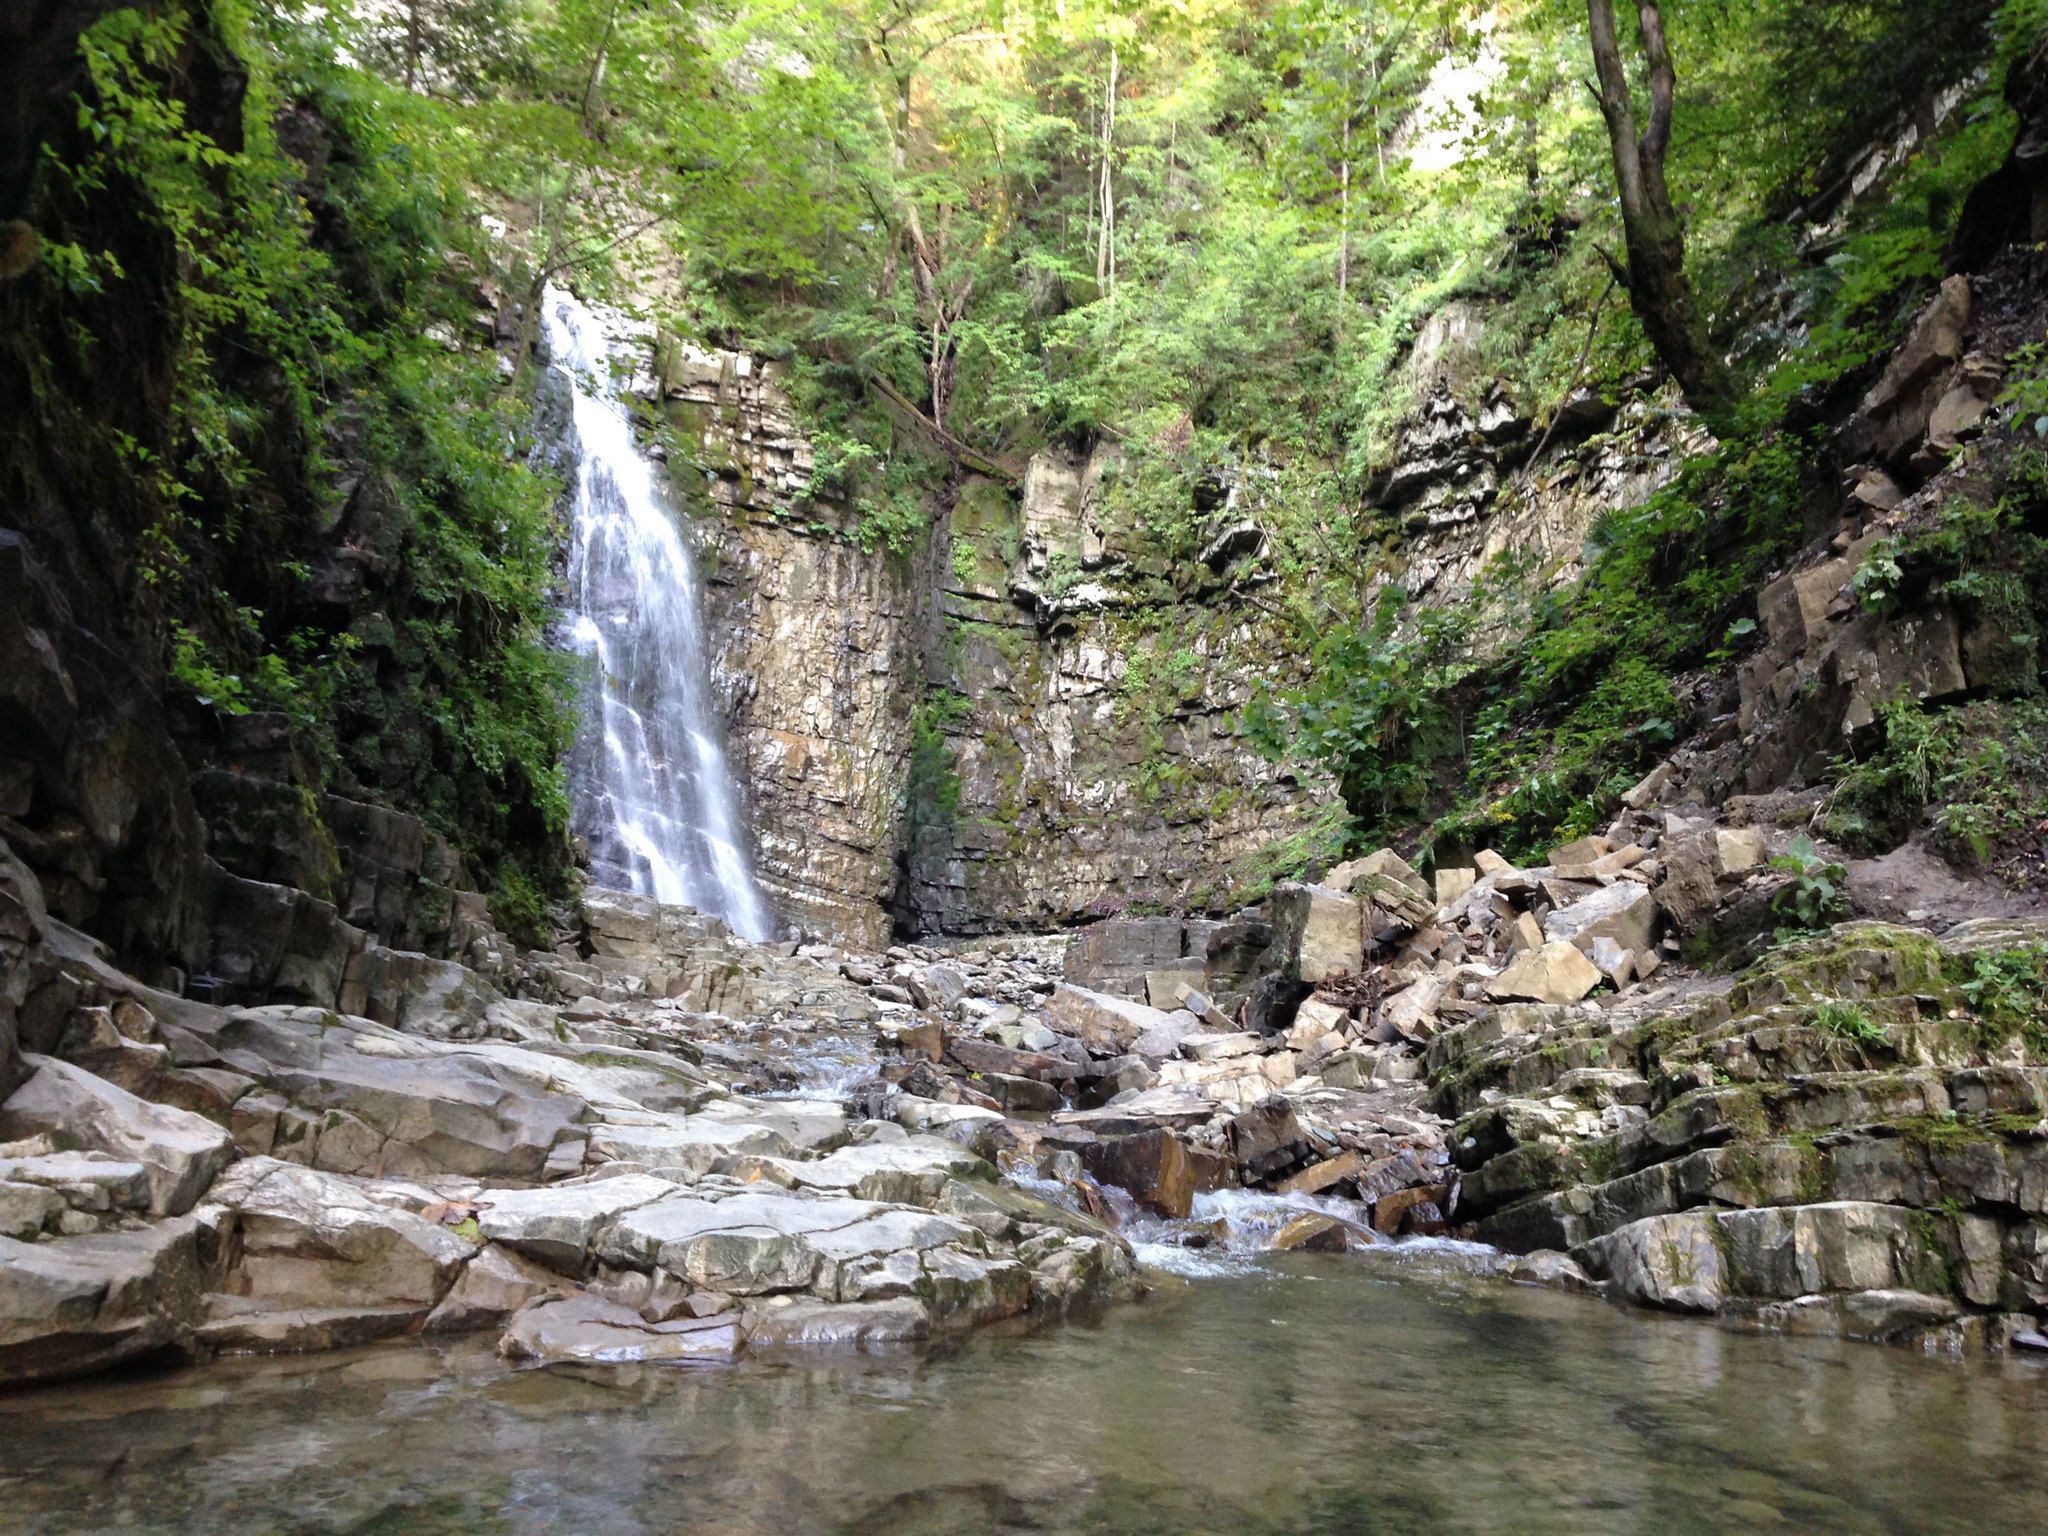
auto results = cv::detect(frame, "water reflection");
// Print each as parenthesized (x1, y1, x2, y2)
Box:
(3, 1259, 2044, 1535)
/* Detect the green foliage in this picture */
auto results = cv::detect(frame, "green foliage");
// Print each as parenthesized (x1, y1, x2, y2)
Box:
(1806, 999, 1887, 1049)
(28, 0, 573, 892)
(908, 688, 970, 824)
(1280, 587, 1475, 840)
(1768, 835, 1849, 933)
(1958, 945, 2048, 1051)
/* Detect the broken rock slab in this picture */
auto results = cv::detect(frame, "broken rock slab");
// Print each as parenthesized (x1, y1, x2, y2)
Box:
(1079, 1128, 1194, 1219)
(0, 1056, 233, 1216)
(0, 1216, 206, 1386)
(1485, 941, 1602, 1005)
(1046, 984, 1172, 1054)
(498, 1293, 743, 1365)
(1266, 883, 1364, 984)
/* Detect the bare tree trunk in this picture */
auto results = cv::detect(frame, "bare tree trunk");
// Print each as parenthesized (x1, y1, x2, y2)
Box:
(578, 0, 624, 136)
(1586, 0, 1735, 431)
(1096, 44, 1118, 310)
(1338, 111, 1351, 304)
(405, 1, 422, 91)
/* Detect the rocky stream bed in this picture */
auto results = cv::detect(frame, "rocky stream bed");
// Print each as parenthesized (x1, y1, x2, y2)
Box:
(7, 811, 2048, 1528)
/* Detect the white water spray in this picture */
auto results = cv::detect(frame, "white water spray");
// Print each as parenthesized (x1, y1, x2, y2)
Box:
(542, 284, 771, 941)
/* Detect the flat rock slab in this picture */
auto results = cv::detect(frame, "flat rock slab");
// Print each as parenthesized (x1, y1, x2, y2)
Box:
(742, 1296, 930, 1349)
(598, 1190, 982, 1297)
(718, 1138, 991, 1207)
(498, 1294, 741, 1365)
(1046, 985, 1172, 1053)
(0, 1217, 204, 1386)
(0, 1056, 233, 1216)
(207, 1010, 587, 1182)
(586, 1119, 795, 1172)
(194, 1298, 426, 1354)
(1055, 1088, 1217, 1135)
(476, 1174, 678, 1271)
(209, 1157, 476, 1308)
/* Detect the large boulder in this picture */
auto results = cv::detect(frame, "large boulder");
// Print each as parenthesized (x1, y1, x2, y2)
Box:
(475, 1174, 678, 1272)
(0, 1217, 206, 1385)
(201, 1008, 588, 1181)
(1266, 883, 1364, 984)
(1062, 917, 1187, 999)
(597, 1190, 984, 1301)
(1485, 942, 1602, 1005)
(209, 1158, 476, 1309)
(497, 1293, 742, 1365)
(1543, 882, 1657, 958)
(1045, 984, 1172, 1054)
(0, 1056, 233, 1216)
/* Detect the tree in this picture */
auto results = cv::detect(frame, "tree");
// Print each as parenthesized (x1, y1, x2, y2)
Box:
(1584, 0, 1735, 430)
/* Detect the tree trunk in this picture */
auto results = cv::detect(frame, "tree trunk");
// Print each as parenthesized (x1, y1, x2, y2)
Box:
(1096, 44, 1118, 310)
(1585, 0, 1736, 432)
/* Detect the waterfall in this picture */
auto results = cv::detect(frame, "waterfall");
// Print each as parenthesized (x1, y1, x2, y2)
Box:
(542, 284, 772, 942)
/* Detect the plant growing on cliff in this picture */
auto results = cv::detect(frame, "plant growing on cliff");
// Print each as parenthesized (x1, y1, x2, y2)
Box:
(1768, 835, 1848, 933)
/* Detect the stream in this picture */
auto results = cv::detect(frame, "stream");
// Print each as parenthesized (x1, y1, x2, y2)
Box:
(6, 1250, 2046, 1535)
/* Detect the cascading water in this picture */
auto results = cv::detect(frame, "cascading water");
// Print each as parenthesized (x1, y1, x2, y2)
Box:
(542, 284, 772, 942)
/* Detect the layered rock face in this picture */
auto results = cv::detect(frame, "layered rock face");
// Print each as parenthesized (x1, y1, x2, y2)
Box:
(652, 342, 1321, 943)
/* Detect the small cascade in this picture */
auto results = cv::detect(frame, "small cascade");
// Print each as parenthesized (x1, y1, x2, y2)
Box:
(542, 284, 772, 941)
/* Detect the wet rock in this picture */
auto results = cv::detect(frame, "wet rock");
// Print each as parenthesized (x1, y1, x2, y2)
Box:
(498, 1293, 743, 1365)
(1268, 1213, 1370, 1253)
(1272, 1150, 1362, 1196)
(1226, 1097, 1311, 1184)
(743, 1295, 929, 1349)
(0, 1056, 233, 1216)
(1079, 1129, 1194, 1218)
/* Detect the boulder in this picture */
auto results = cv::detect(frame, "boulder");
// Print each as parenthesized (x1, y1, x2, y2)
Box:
(1127, 1010, 1205, 1064)
(1380, 977, 1445, 1040)
(1485, 942, 1602, 1005)
(1268, 1213, 1369, 1252)
(1144, 967, 1206, 1010)
(1435, 867, 1476, 906)
(1079, 1128, 1194, 1218)
(1714, 828, 1767, 877)
(599, 1190, 982, 1301)
(0, 1056, 233, 1216)
(907, 964, 968, 1012)
(1045, 984, 1171, 1054)
(210, 1158, 476, 1308)
(1543, 883, 1657, 960)
(743, 1295, 929, 1350)
(423, 1243, 569, 1333)
(1579, 1211, 1727, 1314)
(1226, 1097, 1311, 1183)
(1062, 918, 1186, 999)
(1266, 883, 1364, 984)
(0, 1217, 205, 1385)
(475, 1175, 677, 1272)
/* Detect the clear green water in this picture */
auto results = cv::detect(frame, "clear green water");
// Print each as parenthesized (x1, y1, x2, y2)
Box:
(4, 1251, 2045, 1535)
